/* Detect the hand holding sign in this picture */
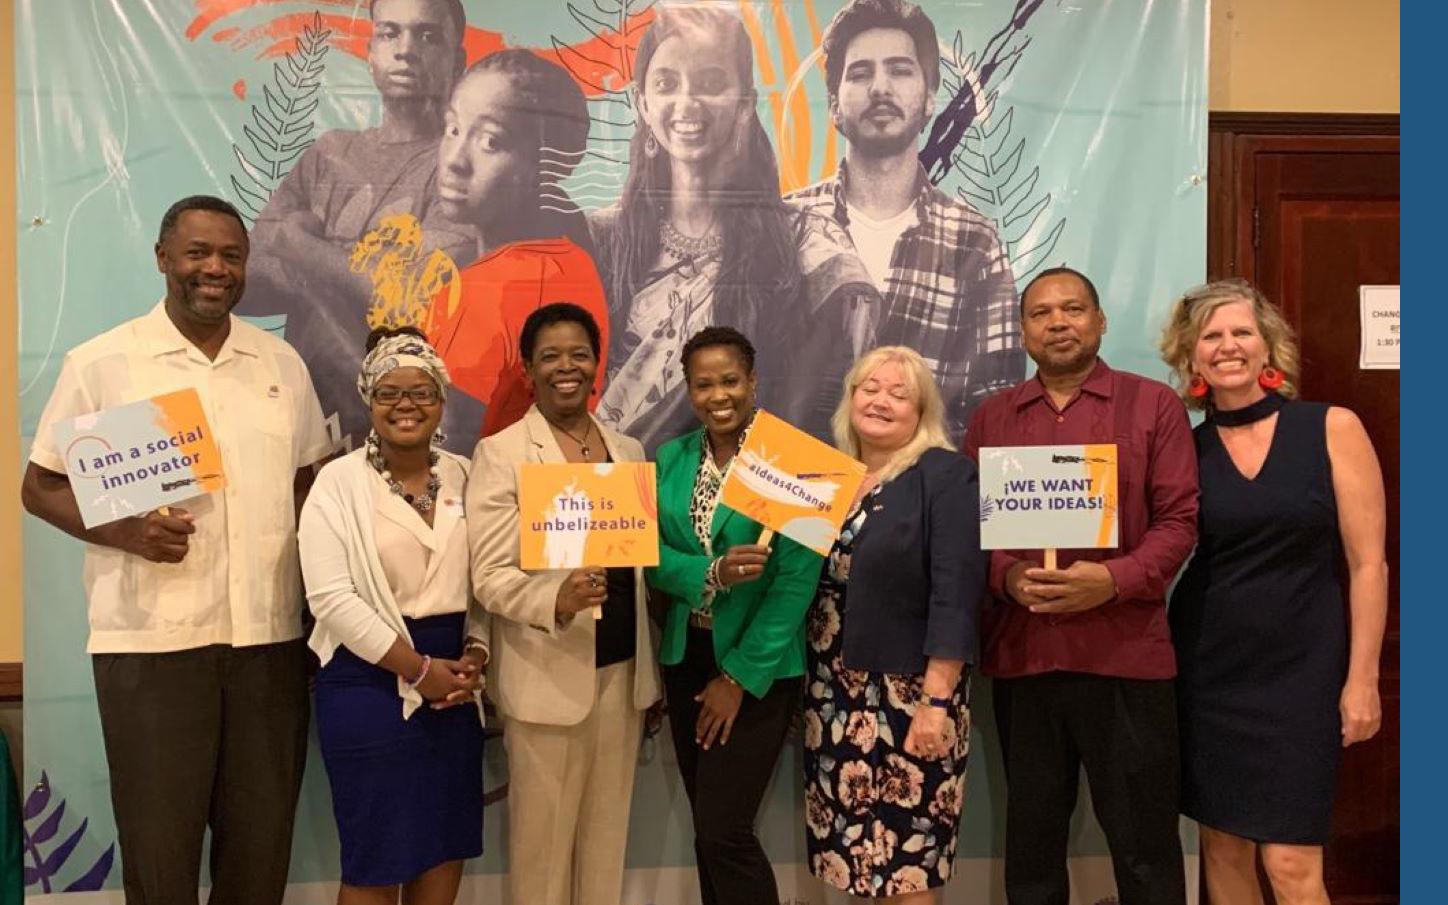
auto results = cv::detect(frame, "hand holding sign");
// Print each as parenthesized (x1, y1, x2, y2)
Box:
(716, 543, 771, 588)
(555, 566, 609, 620)
(105, 506, 196, 563)
(1012, 560, 1119, 614)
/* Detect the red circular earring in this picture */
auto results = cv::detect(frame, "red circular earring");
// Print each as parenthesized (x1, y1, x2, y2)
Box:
(1188, 374, 1209, 398)
(1258, 366, 1285, 390)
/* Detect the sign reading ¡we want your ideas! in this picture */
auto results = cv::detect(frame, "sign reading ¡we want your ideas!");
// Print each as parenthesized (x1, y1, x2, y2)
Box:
(53, 387, 227, 529)
(518, 462, 659, 570)
(718, 410, 868, 556)
(977, 445, 1119, 550)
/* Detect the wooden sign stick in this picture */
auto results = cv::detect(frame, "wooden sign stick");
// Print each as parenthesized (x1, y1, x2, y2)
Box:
(1044, 548, 1058, 571)
(757, 527, 775, 546)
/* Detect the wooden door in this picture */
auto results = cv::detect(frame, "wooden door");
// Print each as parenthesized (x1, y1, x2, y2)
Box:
(1210, 113, 1400, 905)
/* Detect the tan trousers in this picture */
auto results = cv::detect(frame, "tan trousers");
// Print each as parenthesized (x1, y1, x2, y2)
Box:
(504, 659, 643, 905)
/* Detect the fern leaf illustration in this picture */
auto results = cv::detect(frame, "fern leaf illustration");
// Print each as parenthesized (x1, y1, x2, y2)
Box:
(230, 175, 270, 214)
(28, 798, 65, 845)
(946, 32, 1066, 282)
(548, 0, 654, 207)
(232, 145, 273, 189)
(21, 771, 116, 893)
(979, 495, 996, 521)
(63, 844, 116, 893)
(1008, 218, 1068, 280)
(229, 12, 332, 222)
(1003, 190, 1048, 233)
(568, 4, 624, 48)
(41, 818, 87, 878)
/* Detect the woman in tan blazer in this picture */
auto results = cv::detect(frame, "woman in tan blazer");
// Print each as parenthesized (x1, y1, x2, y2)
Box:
(465, 302, 661, 905)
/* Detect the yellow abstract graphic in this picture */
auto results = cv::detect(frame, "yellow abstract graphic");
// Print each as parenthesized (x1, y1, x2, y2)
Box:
(350, 213, 461, 331)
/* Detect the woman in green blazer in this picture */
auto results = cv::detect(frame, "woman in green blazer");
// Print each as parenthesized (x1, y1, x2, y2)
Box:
(649, 326, 824, 905)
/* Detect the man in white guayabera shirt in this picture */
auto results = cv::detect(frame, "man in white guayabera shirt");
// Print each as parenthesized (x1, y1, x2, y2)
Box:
(787, 0, 1024, 445)
(22, 195, 332, 905)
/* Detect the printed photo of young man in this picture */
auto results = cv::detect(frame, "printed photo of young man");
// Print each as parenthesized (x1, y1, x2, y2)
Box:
(243, 0, 474, 453)
(787, 0, 1025, 444)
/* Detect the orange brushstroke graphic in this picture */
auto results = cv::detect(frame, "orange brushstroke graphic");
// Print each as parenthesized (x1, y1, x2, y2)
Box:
(769, 0, 811, 193)
(738, 0, 819, 194)
(186, 0, 655, 98)
(798, 0, 839, 183)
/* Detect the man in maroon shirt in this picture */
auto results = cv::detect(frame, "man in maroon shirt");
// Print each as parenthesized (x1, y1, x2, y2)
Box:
(961, 267, 1197, 905)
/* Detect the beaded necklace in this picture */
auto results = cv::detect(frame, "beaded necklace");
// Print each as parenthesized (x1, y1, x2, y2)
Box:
(366, 432, 441, 513)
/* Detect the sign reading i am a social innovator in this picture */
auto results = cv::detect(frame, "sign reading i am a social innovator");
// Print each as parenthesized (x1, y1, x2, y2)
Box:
(518, 462, 659, 570)
(978, 445, 1119, 550)
(718, 410, 868, 556)
(53, 387, 227, 528)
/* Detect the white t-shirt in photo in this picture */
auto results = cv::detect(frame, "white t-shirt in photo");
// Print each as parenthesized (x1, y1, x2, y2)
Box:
(847, 204, 917, 291)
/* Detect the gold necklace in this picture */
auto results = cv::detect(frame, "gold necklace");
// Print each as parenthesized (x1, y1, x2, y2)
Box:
(543, 413, 595, 458)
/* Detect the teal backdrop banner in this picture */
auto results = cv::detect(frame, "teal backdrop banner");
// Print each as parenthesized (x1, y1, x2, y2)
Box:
(17, 0, 1206, 900)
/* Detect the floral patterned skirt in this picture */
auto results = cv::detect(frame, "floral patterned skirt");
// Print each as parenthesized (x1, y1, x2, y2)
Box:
(802, 580, 972, 897)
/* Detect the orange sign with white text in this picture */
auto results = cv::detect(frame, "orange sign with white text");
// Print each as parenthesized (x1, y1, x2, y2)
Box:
(518, 462, 659, 570)
(718, 410, 867, 556)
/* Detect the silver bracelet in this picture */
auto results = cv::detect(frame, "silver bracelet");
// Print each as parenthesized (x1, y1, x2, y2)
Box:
(407, 654, 432, 688)
(705, 556, 724, 591)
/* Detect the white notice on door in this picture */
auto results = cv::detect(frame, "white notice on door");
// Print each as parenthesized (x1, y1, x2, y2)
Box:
(1359, 285, 1399, 370)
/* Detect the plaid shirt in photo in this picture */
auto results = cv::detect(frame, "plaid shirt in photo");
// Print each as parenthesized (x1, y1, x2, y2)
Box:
(787, 160, 1025, 443)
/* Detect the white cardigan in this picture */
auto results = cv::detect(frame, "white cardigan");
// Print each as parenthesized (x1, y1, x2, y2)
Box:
(299, 447, 488, 720)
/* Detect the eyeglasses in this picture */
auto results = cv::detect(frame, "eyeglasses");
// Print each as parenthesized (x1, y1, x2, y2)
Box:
(372, 386, 440, 406)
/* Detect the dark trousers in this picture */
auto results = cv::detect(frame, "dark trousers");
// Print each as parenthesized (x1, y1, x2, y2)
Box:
(663, 627, 800, 905)
(92, 640, 309, 905)
(994, 672, 1185, 905)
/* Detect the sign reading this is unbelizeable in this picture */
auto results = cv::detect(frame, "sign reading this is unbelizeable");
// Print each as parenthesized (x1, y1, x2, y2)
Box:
(517, 462, 659, 570)
(53, 387, 227, 528)
(977, 444, 1119, 551)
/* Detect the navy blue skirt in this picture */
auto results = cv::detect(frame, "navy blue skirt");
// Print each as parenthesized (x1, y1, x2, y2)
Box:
(315, 613, 484, 886)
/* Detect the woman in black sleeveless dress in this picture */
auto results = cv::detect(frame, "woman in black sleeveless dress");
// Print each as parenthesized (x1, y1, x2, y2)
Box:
(1159, 280, 1388, 905)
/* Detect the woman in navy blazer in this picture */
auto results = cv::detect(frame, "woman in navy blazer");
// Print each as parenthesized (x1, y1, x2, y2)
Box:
(801, 345, 986, 902)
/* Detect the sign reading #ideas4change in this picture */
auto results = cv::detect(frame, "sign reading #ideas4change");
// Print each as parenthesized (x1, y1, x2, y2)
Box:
(978, 445, 1119, 551)
(719, 410, 868, 556)
(52, 388, 227, 528)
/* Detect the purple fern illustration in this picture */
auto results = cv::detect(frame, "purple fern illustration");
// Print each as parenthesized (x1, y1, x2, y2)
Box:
(21, 772, 116, 893)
